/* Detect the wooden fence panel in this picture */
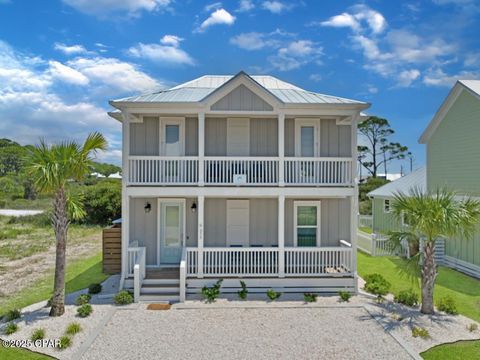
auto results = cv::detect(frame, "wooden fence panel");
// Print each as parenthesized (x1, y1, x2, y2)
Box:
(103, 227, 121, 274)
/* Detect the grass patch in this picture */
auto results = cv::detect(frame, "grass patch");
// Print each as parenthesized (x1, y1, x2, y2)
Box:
(0, 252, 108, 317)
(421, 340, 480, 359)
(357, 251, 480, 322)
(359, 226, 373, 234)
(0, 347, 53, 360)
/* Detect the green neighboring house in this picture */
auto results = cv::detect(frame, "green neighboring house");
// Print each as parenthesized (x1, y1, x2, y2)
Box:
(419, 80, 480, 278)
(367, 167, 426, 235)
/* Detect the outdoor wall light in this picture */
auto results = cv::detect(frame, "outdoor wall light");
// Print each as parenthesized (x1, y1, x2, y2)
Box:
(144, 202, 151, 213)
(191, 202, 197, 212)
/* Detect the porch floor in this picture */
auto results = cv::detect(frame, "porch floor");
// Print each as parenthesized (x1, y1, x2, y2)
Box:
(146, 268, 180, 280)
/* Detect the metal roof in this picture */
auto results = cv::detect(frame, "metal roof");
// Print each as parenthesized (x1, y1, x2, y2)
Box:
(459, 80, 480, 97)
(367, 167, 426, 198)
(112, 73, 366, 105)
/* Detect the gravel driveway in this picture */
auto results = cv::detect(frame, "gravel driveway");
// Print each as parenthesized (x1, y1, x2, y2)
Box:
(81, 306, 413, 360)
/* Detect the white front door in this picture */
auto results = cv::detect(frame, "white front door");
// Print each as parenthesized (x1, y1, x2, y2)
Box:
(226, 200, 249, 247)
(160, 118, 185, 156)
(227, 118, 250, 156)
(295, 119, 319, 157)
(158, 199, 185, 265)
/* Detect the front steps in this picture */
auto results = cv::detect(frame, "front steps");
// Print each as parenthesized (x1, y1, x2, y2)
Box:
(125, 269, 181, 303)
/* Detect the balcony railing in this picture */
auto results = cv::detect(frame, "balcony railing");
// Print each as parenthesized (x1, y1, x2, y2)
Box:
(127, 156, 353, 186)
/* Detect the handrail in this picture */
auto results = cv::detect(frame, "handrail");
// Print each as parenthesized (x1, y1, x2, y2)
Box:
(131, 246, 146, 303)
(179, 248, 187, 302)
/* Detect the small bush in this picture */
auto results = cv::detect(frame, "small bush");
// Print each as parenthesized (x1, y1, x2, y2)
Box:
(267, 289, 281, 301)
(202, 279, 223, 303)
(339, 291, 352, 302)
(237, 281, 248, 300)
(412, 326, 430, 339)
(304, 293, 317, 302)
(436, 296, 458, 315)
(77, 304, 93, 318)
(75, 294, 92, 306)
(364, 273, 391, 296)
(31, 328, 45, 341)
(66, 322, 82, 336)
(58, 335, 72, 350)
(46, 297, 53, 307)
(88, 283, 102, 294)
(391, 313, 404, 321)
(114, 290, 134, 305)
(394, 289, 419, 307)
(4, 322, 18, 335)
(5, 309, 21, 321)
(467, 323, 478, 332)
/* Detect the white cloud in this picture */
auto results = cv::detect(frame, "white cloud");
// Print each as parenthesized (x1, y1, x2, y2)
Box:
(54, 43, 88, 55)
(204, 2, 222, 12)
(320, 13, 360, 32)
(397, 69, 420, 87)
(62, 0, 171, 17)
(237, 0, 254, 12)
(309, 74, 322, 82)
(48, 60, 90, 85)
(423, 68, 480, 87)
(128, 35, 195, 66)
(197, 8, 236, 32)
(261, 1, 292, 14)
(270, 40, 323, 71)
(367, 85, 378, 94)
(230, 32, 276, 50)
(321, 5, 386, 34)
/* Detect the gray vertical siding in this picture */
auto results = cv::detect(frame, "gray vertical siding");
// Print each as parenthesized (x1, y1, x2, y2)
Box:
(130, 117, 159, 155)
(249, 199, 278, 246)
(211, 84, 273, 111)
(284, 198, 351, 247)
(284, 118, 351, 157)
(204, 198, 227, 246)
(205, 118, 227, 156)
(129, 197, 158, 265)
(185, 117, 198, 156)
(250, 118, 278, 156)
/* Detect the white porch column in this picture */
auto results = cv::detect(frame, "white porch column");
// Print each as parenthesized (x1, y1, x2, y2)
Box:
(278, 195, 285, 277)
(278, 113, 285, 186)
(350, 113, 359, 292)
(198, 112, 205, 186)
(120, 112, 130, 289)
(197, 195, 205, 278)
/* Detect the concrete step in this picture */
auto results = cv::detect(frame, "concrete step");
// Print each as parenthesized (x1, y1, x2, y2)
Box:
(143, 278, 180, 286)
(139, 294, 180, 302)
(141, 286, 180, 294)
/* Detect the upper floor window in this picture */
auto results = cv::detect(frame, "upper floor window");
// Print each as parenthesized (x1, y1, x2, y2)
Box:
(384, 199, 391, 213)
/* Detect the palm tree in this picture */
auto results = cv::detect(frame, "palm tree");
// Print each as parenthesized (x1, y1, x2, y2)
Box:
(389, 187, 480, 314)
(27, 133, 107, 316)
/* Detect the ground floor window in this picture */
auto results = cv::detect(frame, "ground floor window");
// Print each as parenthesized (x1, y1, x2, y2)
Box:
(294, 201, 321, 247)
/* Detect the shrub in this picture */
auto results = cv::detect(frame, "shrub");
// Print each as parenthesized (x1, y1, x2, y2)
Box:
(88, 283, 102, 294)
(412, 326, 430, 339)
(114, 290, 133, 305)
(66, 322, 82, 336)
(59, 335, 72, 350)
(4, 322, 18, 335)
(77, 304, 93, 318)
(304, 293, 317, 302)
(31, 328, 45, 341)
(267, 289, 281, 301)
(80, 180, 121, 225)
(364, 273, 391, 296)
(467, 323, 478, 332)
(436, 296, 458, 315)
(391, 313, 404, 321)
(7, 212, 51, 227)
(394, 289, 419, 307)
(339, 291, 352, 302)
(75, 294, 92, 306)
(237, 280, 248, 300)
(202, 279, 223, 303)
(5, 308, 21, 321)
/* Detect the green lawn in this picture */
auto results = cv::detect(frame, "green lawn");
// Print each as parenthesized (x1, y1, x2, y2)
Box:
(357, 251, 480, 322)
(0, 347, 53, 360)
(0, 252, 108, 317)
(421, 340, 480, 360)
(359, 226, 373, 234)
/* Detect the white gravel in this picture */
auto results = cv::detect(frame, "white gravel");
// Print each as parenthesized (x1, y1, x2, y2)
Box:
(82, 305, 413, 360)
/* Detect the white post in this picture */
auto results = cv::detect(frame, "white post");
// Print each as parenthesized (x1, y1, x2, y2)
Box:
(197, 195, 204, 278)
(278, 195, 285, 277)
(179, 248, 186, 302)
(278, 113, 285, 186)
(198, 112, 205, 186)
(120, 112, 130, 289)
(350, 113, 359, 292)
(133, 263, 140, 303)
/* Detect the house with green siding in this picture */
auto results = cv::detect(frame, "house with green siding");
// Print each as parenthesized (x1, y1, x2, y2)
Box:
(367, 167, 426, 234)
(419, 79, 480, 278)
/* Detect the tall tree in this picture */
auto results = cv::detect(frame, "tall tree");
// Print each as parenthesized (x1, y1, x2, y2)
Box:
(358, 116, 409, 177)
(389, 188, 480, 314)
(26, 133, 107, 316)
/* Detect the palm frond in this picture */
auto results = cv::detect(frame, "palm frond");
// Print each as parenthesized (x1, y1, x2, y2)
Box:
(67, 192, 86, 221)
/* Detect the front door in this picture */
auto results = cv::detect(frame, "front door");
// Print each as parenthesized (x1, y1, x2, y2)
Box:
(294, 119, 319, 157)
(160, 118, 185, 156)
(159, 199, 185, 265)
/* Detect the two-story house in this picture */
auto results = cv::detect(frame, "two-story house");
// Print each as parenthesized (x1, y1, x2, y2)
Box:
(108, 72, 370, 302)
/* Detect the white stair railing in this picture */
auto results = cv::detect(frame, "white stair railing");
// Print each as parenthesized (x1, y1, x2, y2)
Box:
(129, 246, 145, 303)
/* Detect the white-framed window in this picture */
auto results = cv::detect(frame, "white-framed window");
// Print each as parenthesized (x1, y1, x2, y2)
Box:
(384, 199, 391, 213)
(294, 201, 321, 247)
(294, 119, 320, 157)
(159, 117, 185, 156)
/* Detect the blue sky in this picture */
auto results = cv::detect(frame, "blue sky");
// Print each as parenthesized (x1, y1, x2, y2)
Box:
(0, 0, 479, 171)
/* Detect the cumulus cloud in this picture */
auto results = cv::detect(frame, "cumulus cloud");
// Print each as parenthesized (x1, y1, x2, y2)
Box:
(197, 8, 236, 32)
(48, 60, 90, 85)
(54, 43, 89, 55)
(423, 68, 480, 87)
(237, 0, 254, 12)
(230, 32, 279, 50)
(321, 4, 386, 34)
(62, 0, 171, 17)
(396, 69, 421, 87)
(128, 35, 195, 65)
(261, 1, 292, 14)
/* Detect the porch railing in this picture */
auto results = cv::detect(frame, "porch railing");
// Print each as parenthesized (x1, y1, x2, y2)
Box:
(204, 157, 278, 185)
(284, 157, 352, 185)
(186, 246, 353, 277)
(127, 245, 146, 302)
(128, 156, 198, 185)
